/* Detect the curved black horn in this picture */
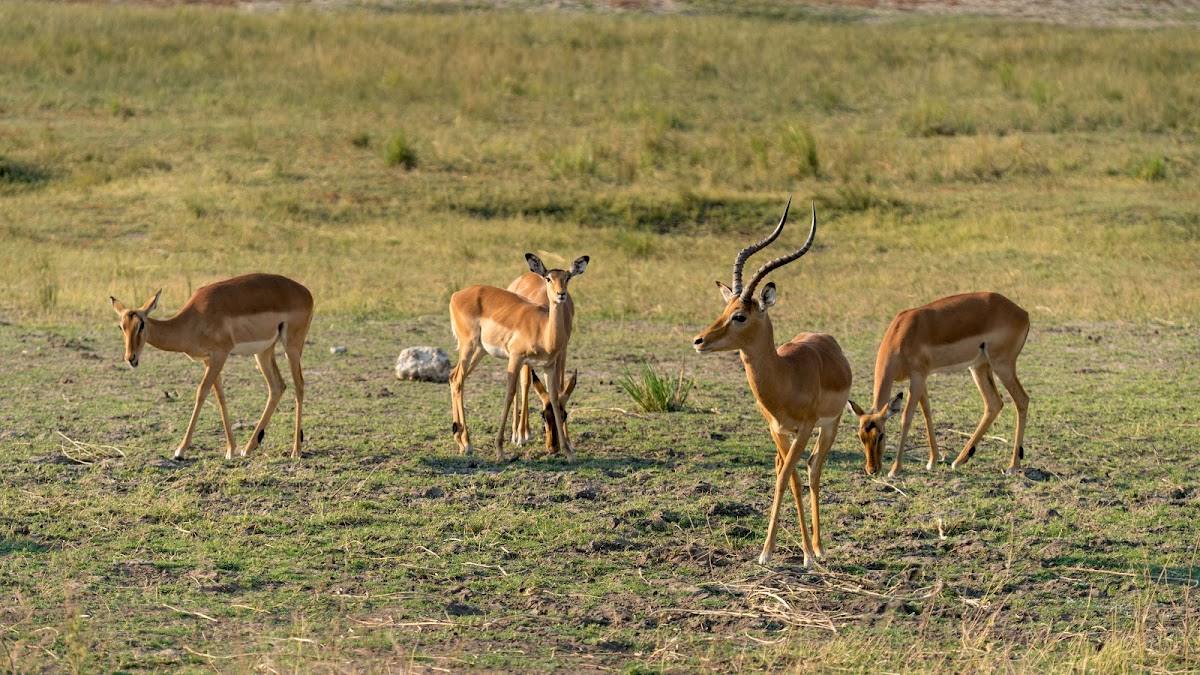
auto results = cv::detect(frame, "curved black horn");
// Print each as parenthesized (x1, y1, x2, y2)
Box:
(740, 201, 817, 301)
(731, 197, 792, 297)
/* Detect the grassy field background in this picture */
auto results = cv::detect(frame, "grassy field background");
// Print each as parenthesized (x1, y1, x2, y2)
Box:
(1, 1, 1198, 671)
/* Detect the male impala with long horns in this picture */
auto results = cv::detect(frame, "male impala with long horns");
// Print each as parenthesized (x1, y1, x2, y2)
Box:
(693, 200, 851, 567)
(110, 273, 313, 460)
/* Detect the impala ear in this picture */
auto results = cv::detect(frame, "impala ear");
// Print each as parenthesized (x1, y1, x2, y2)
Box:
(110, 296, 127, 315)
(716, 281, 736, 303)
(569, 256, 589, 276)
(562, 370, 577, 399)
(847, 400, 866, 417)
(529, 370, 550, 403)
(884, 392, 905, 418)
(141, 289, 161, 314)
(759, 282, 777, 310)
(526, 253, 547, 277)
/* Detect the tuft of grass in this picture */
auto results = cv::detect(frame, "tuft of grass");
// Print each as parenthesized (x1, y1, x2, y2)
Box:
(782, 124, 820, 178)
(350, 131, 371, 149)
(1134, 155, 1168, 182)
(619, 363, 694, 412)
(0, 157, 49, 190)
(385, 131, 418, 170)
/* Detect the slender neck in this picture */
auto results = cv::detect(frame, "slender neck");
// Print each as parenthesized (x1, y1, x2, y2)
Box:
(737, 317, 780, 388)
(871, 349, 898, 412)
(144, 312, 197, 355)
(540, 297, 573, 354)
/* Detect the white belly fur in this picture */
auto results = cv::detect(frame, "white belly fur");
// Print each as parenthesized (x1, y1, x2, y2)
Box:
(231, 337, 278, 356)
(226, 313, 287, 356)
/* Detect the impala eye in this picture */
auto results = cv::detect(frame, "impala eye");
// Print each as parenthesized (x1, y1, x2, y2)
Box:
(732, 314, 747, 323)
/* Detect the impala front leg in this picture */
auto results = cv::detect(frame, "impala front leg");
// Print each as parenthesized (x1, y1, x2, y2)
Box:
(890, 378, 924, 477)
(210, 373, 237, 460)
(494, 357, 523, 462)
(177, 353, 227, 460)
(511, 366, 533, 446)
(771, 429, 808, 545)
(760, 421, 815, 566)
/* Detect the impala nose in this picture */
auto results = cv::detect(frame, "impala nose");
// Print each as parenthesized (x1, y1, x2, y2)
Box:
(693, 337, 703, 346)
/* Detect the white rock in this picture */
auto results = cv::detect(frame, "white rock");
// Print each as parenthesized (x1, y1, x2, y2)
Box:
(395, 346, 451, 383)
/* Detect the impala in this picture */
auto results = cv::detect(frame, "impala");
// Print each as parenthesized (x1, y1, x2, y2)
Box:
(847, 292, 1030, 477)
(449, 254, 588, 461)
(505, 271, 576, 451)
(693, 200, 852, 566)
(110, 273, 313, 460)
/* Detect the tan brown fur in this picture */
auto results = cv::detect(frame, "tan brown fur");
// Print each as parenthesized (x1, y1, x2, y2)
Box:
(449, 255, 587, 461)
(848, 292, 1030, 476)
(693, 201, 851, 566)
(110, 273, 313, 460)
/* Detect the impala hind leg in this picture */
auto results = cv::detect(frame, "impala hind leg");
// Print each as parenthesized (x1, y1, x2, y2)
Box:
(243, 349, 286, 457)
(992, 361, 1029, 475)
(760, 421, 815, 566)
(952, 363, 1004, 471)
(177, 353, 229, 460)
(286, 346, 305, 458)
(449, 345, 484, 455)
(918, 392, 941, 471)
(807, 419, 839, 559)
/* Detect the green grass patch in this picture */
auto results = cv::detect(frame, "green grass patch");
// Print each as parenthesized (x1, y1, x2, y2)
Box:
(618, 363, 694, 412)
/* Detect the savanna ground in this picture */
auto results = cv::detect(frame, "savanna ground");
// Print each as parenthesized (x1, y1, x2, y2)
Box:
(1, 1, 1199, 671)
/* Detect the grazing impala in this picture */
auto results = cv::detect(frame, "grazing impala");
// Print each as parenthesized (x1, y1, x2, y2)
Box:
(110, 273, 313, 460)
(505, 271, 576, 451)
(528, 368, 577, 455)
(449, 254, 588, 461)
(693, 200, 852, 566)
(847, 292, 1030, 477)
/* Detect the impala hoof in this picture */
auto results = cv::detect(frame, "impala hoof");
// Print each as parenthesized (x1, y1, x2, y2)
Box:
(757, 552, 771, 565)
